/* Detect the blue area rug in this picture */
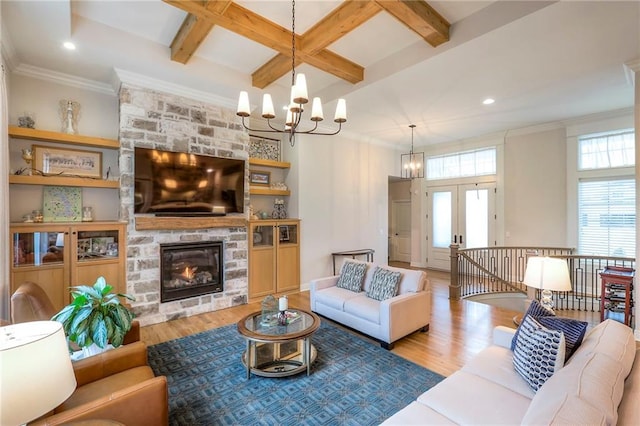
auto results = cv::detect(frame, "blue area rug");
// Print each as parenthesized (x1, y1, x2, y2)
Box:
(148, 321, 444, 425)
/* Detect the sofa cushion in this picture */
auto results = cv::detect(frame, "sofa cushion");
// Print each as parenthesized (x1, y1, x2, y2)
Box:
(343, 294, 380, 324)
(336, 260, 367, 292)
(313, 286, 363, 311)
(461, 345, 535, 399)
(617, 349, 640, 425)
(537, 316, 588, 361)
(417, 370, 532, 425)
(381, 401, 457, 425)
(366, 266, 402, 301)
(513, 316, 565, 391)
(569, 319, 636, 375)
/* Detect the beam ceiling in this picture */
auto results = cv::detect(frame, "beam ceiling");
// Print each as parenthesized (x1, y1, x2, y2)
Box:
(165, 0, 450, 89)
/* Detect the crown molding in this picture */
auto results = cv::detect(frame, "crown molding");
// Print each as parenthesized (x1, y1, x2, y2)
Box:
(12, 63, 115, 95)
(624, 58, 640, 86)
(113, 68, 237, 109)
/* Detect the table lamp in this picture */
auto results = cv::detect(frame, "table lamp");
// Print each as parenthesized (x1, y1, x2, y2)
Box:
(523, 256, 572, 312)
(1, 321, 77, 425)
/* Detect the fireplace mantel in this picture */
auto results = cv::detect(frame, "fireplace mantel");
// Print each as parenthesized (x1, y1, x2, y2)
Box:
(135, 216, 247, 231)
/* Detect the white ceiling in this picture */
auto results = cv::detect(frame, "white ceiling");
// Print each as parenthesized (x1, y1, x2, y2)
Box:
(2, 1, 639, 149)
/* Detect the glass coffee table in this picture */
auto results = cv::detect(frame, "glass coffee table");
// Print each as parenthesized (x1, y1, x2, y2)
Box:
(237, 308, 321, 379)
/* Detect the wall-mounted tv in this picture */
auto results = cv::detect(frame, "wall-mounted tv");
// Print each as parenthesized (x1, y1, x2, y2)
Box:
(134, 147, 245, 216)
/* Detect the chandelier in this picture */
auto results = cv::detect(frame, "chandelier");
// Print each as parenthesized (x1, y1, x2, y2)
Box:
(401, 124, 424, 179)
(236, 0, 347, 147)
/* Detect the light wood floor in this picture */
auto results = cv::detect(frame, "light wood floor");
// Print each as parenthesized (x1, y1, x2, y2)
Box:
(141, 265, 600, 377)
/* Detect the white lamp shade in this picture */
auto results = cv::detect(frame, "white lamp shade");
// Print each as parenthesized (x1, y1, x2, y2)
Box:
(334, 99, 347, 122)
(293, 73, 308, 104)
(261, 94, 275, 118)
(523, 257, 572, 292)
(310, 97, 324, 121)
(1, 321, 77, 425)
(237, 91, 250, 116)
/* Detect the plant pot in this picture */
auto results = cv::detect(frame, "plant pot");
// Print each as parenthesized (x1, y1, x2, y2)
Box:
(81, 343, 114, 359)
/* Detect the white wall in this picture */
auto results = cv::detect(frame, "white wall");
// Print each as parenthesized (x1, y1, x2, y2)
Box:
(297, 134, 397, 285)
(504, 127, 568, 246)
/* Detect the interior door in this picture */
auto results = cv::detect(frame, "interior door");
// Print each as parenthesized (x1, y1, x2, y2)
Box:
(427, 183, 495, 270)
(390, 200, 411, 262)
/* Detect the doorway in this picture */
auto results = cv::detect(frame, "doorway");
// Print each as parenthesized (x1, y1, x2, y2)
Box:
(427, 182, 496, 270)
(388, 178, 412, 263)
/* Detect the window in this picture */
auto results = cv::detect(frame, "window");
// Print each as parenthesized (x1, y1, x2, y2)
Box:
(576, 128, 635, 257)
(427, 147, 496, 180)
(578, 178, 635, 257)
(578, 129, 634, 170)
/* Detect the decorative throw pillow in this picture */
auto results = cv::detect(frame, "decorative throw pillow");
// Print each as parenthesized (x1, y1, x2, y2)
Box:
(366, 267, 402, 301)
(513, 315, 566, 391)
(537, 316, 588, 361)
(511, 299, 555, 351)
(336, 261, 367, 292)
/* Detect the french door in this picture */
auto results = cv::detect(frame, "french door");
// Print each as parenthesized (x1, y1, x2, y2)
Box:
(427, 183, 496, 270)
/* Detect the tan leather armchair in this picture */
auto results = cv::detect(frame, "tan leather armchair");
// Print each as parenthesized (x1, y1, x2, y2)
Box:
(11, 281, 140, 344)
(29, 341, 168, 426)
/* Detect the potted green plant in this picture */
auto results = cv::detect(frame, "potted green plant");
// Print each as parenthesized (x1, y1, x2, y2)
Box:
(52, 276, 135, 354)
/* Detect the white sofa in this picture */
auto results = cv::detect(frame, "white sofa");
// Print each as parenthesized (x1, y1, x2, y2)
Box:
(383, 319, 640, 425)
(309, 261, 430, 349)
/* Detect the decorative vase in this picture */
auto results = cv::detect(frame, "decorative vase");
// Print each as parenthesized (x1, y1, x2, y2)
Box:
(60, 100, 81, 134)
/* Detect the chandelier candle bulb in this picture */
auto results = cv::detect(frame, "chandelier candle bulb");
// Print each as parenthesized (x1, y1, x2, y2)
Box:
(311, 97, 324, 121)
(285, 109, 294, 127)
(261, 94, 275, 118)
(237, 91, 250, 116)
(334, 99, 347, 122)
(293, 73, 308, 104)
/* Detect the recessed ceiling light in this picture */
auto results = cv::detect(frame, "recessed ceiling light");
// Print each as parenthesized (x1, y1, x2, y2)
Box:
(482, 98, 495, 105)
(63, 41, 76, 50)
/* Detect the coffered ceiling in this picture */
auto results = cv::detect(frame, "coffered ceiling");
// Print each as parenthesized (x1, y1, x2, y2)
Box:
(1, 1, 639, 148)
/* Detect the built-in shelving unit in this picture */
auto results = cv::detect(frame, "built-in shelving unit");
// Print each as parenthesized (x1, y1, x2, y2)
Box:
(9, 175, 119, 188)
(249, 187, 291, 196)
(248, 158, 291, 169)
(248, 157, 292, 196)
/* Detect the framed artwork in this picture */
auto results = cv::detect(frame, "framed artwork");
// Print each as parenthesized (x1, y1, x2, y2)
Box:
(33, 145, 102, 178)
(77, 238, 92, 255)
(279, 225, 290, 242)
(250, 170, 270, 186)
(43, 186, 82, 222)
(91, 237, 115, 255)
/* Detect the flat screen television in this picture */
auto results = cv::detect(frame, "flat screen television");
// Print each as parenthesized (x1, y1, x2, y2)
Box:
(134, 147, 245, 216)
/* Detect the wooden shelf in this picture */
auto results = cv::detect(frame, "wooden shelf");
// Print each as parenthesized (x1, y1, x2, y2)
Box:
(135, 215, 247, 231)
(8, 126, 119, 149)
(249, 187, 291, 196)
(9, 175, 119, 188)
(249, 158, 291, 169)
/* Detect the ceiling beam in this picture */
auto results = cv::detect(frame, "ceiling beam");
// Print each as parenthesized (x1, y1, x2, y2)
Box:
(375, 0, 450, 47)
(170, 1, 233, 64)
(252, 0, 382, 88)
(165, 0, 364, 85)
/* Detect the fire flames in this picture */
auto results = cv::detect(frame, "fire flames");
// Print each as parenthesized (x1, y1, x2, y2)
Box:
(182, 265, 198, 280)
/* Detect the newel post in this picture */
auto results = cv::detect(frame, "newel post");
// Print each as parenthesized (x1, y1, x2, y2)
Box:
(450, 244, 460, 300)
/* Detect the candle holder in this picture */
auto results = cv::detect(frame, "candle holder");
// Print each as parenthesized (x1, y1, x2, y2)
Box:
(278, 310, 288, 326)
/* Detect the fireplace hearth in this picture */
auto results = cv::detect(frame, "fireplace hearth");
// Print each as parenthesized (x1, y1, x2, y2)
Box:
(160, 241, 223, 303)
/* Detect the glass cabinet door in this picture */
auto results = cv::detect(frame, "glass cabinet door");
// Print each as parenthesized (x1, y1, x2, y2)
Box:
(252, 224, 274, 248)
(278, 223, 298, 245)
(76, 229, 121, 261)
(13, 229, 66, 267)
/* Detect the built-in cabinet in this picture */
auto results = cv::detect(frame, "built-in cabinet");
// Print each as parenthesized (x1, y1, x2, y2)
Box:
(248, 219, 300, 299)
(10, 221, 127, 313)
(7, 126, 126, 314)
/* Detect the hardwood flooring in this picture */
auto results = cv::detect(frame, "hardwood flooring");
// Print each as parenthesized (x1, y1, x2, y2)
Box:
(140, 265, 600, 377)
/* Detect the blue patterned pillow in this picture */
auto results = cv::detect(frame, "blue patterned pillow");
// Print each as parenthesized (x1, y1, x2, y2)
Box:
(537, 317, 588, 361)
(513, 316, 566, 391)
(366, 267, 402, 301)
(511, 300, 555, 351)
(336, 261, 367, 292)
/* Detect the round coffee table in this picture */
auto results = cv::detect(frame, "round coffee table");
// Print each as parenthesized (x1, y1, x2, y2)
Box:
(237, 308, 321, 379)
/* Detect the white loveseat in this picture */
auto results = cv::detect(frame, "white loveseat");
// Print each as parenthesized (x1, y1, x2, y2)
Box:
(309, 261, 430, 349)
(383, 319, 640, 425)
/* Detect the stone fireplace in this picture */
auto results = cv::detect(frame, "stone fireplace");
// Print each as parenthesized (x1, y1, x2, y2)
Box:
(160, 241, 224, 303)
(118, 82, 250, 326)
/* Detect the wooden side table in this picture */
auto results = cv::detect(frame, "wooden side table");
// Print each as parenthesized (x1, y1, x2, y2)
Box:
(331, 249, 375, 275)
(600, 266, 635, 327)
